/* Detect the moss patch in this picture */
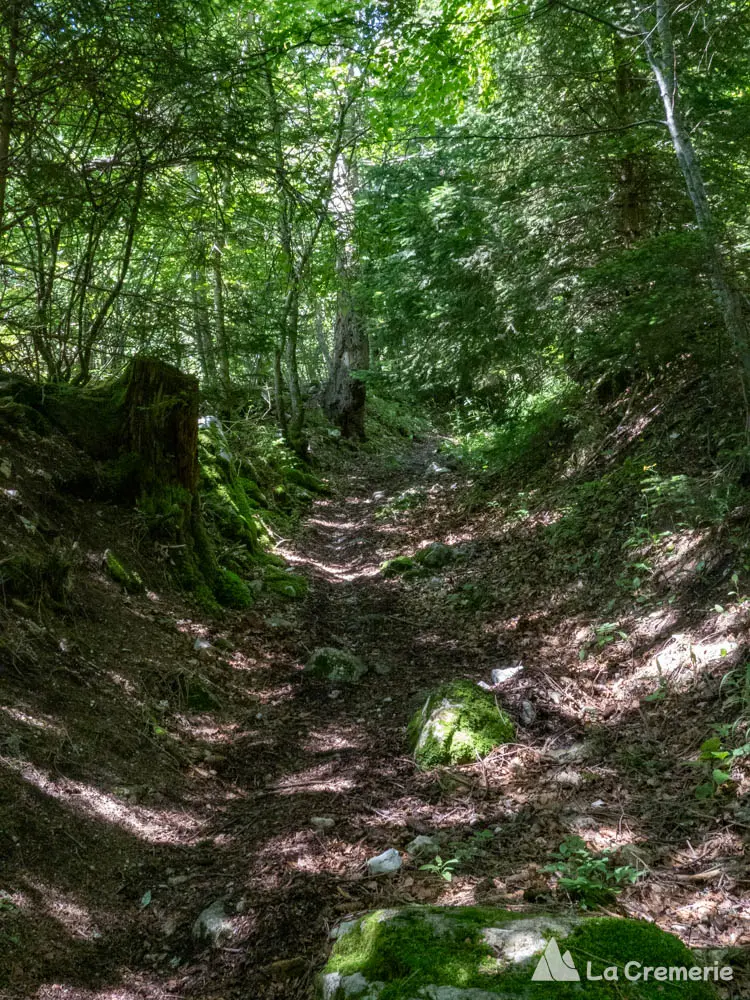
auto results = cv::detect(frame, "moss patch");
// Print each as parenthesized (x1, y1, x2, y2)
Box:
(320, 906, 718, 999)
(104, 550, 145, 594)
(263, 565, 308, 598)
(408, 680, 515, 769)
(305, 647, 368, 684)
(380, 555, 420, 577)
(213, 568, 253, 609)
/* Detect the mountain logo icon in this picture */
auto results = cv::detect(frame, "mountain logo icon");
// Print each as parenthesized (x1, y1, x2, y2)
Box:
(531, 938, 581, 982)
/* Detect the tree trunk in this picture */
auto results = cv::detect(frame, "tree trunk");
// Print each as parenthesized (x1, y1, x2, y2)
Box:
(613, 36, 644, 245)
(323, 149, 369, 438)
(211, 234, 232, 405)
(0, 0, 20, 236)
(636, 0, 750, 390)
(122, 357, 199, 494)
(325, 288, 369, 439)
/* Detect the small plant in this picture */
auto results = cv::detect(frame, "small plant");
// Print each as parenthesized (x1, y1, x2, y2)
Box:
(720, 661, 750, 726)
(544, 836, 641, 908)
(419, 856, 460, 882)
(448, 828, 495, 863)
(692, 732, 748, 799)
(579, 622, 628, 660)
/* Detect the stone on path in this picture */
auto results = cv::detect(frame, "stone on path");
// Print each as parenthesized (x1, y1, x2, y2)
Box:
(305, 647, 368, 684)
(366, 849, 402, 875)
(408, 680, 515, 769)
(192, 900, 234, 947)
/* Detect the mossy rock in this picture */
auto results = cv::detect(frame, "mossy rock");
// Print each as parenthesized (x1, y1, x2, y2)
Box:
(286, 467, 330, 494)
(408, 680, 515, 769)
(214, 568, 253, 608)
(105, 550, 145, 594)
(319, 906, 719, 999)
(263, 565, 308, 598)
(380, 555, 420, 578)
(414, 542, 455, 570)
(305, 647, 368, 684)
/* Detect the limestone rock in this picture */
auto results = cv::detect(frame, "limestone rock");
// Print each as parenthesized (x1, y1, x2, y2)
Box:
(367, 849, 402, 875)
(191, 900, 234, 947)
(406, 834, 440, 859)
(414, 542, 455, 570)
(304, 647, 368, 684)
(490, 664, 523, 686)
(316, 905, 717, 999)
(408, 680, 515, 770)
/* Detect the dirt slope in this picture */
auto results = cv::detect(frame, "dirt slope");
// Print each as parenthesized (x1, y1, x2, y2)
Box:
(2, 424, 749, 1000)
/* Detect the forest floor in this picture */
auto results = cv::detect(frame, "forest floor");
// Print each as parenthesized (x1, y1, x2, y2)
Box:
(2, 421, 750, 999)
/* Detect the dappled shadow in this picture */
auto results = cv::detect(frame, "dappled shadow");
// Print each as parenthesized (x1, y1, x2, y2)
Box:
(5, 414, 750, 1000)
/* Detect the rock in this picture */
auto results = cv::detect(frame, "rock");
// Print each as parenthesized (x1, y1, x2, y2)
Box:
(366, 849, 402, 875)
(408, 680, 515, 770)
(490, 664, 523, 686)
(555, 769, 582, 788)
(414, 542, 455, 570)
(380, 555, 420, 578)
(304, 647, 368, 684)
(191, 900, 234, 947)
(311, 816, 336, 832)
(193, 637, 212, 651)
(426, 462, 450, 475)
(406, 835, 440, 859)
(520, 700, 536, 726)
(316, 905, 716, 999)
(548, 742, 589, 763)
(104, 549, 145, 593)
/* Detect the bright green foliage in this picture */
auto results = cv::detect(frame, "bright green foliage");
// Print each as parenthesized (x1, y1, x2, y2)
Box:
(304, 647, 368, 684)
(104, 550, 145, 594)
(544, 837, 643, 908)
(408, 680, 515, 770)
(321, 906, 717, 999)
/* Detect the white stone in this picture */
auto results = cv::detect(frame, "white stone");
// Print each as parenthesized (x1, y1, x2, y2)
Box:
(481, 917, 576, 964)
(490, 665, 523, 685)
(191, 900, 234, 946)
(367, 849, 402, 875)
(311, 816, 336, 832)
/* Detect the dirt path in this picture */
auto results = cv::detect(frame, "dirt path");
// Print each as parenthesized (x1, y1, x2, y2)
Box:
(4, 435, 749, 1000)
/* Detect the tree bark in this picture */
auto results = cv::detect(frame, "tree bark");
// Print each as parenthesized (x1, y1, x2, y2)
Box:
(634, 0, 750, 389)
(0, 0, 20, 236)
(324, 151, 369, 439)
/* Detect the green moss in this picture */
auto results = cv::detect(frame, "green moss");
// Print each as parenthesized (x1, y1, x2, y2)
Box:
(321, 906, 718, 999)
(305, 647, 368, 684)
(263, 565, 308, 598)
(380, 555, 420, 577)
(414, 541, 455, 569)
(214, 568, 253, 609)
(285, 467, 330, 494)
(105, 550, 145, 593)
(408, 680, 515, 769)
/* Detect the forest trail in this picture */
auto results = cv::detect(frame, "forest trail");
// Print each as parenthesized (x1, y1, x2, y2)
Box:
(222, 437, 486, 997)
(4, 433, 750, 1000)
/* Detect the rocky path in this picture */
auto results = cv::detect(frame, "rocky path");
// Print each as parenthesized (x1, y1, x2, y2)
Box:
(225, 440, 480, 998)
(6, 436, 749, 1000)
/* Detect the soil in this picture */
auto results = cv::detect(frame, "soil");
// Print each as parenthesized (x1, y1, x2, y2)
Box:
(1, 429, 749, 999)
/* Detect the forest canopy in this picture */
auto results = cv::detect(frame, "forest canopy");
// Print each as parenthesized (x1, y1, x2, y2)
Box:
(1, 0, 749, 445)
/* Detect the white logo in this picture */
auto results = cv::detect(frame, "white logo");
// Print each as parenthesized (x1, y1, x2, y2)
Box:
(531, 938, 581, 982)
